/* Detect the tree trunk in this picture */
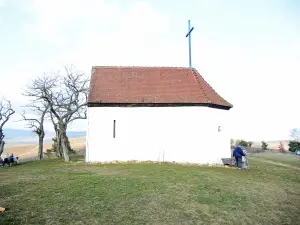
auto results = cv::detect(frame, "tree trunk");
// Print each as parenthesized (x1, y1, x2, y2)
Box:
(59, 129, 71, 162)
(0, 140, 5, 157)
(56, 130, 63, 157)
(61, 133, 70, 162)
(38, 135, 44, 160)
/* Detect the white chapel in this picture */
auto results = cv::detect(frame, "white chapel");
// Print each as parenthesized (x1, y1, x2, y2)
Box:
(86, 66, 233, 164)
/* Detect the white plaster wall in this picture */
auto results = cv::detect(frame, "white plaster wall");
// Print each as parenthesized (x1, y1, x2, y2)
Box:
(86, 107, 231, 164)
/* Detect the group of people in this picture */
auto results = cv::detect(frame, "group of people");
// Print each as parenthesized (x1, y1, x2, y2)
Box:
(232, 145, 248, 169)
(0, 153, 18, 167)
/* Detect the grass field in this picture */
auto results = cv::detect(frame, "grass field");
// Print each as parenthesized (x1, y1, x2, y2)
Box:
(0, 154, 300, 225)
(250, 152, 300, 168)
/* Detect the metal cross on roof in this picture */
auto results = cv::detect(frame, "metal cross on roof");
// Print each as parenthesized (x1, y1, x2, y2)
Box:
(185, 20, 194, 68)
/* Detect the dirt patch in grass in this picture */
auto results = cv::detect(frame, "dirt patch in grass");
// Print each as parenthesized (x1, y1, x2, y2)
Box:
(71, 166, 131, 176)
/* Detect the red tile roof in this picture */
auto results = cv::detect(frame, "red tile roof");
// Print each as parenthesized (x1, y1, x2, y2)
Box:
(88, 66, 233, 109)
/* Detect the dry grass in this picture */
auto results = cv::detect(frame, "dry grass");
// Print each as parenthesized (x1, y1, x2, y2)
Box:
(68, 137, 86, 151)
(2, 137, 86, 161)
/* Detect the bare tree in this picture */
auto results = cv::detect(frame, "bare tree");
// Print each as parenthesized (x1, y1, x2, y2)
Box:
(248, 141, 253, 147)
(50, 111, 63, 157)
(230, 138, 234, 146)
(26, 65, 89, 161)
(0, 97, 15, 157)
(290, 128, 300, 142)
(278, 141, 285, 152)
(21, 102, 49, 160)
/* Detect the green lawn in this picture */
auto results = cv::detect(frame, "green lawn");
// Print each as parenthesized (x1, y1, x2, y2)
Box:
(0, 155, 300, 225)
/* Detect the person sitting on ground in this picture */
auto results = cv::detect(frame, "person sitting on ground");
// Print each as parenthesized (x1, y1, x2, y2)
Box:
(13, 155, 18, 165)
(0, 156, 3, 168)
(2, 157, 10, 167)
(233, 145, 246, 169)
(9, 154, 14, 164)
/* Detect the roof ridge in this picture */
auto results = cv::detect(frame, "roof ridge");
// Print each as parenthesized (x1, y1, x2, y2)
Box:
(191, 69, 211, 104)
(92, 66, 191, 69)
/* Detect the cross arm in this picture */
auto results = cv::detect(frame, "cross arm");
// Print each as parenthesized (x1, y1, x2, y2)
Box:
(185, 27, 194, 37)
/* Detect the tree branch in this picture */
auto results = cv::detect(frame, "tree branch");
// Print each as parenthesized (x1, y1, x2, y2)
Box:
(0, 98, 15, 130)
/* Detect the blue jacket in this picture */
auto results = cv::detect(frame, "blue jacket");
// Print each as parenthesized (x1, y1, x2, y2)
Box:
(233, 146, 245, 159)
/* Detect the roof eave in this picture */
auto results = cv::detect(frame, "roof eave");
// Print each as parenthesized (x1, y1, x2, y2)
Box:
(87, 102, 232, 110)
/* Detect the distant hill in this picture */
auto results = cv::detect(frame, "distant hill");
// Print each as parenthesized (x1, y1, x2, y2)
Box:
(252, 140, 290, 151)
(4, 128, 36, 139)
(3, 128, 86, 145)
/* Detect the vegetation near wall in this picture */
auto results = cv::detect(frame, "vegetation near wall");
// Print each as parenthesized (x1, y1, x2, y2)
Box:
(288, 141, 299, 152)
(231, 139, 291, 153)
(289, 128, 300, 152)
(261, 141, 268, 150)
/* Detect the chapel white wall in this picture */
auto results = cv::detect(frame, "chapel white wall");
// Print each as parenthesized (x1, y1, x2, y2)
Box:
(86, 107, 231, 164)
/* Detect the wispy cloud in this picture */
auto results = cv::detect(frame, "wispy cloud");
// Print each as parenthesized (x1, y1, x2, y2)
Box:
(23, 0, 169, 45)
(0, 0, 5, 25)
(0, 0, 300, 140)
(0, 0, 5, 7)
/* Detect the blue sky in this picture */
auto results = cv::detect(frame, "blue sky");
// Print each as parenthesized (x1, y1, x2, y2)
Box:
(0, 0, 299, 141)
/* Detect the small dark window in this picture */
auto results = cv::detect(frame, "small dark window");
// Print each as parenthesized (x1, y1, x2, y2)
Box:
(113, 120, 116, 138)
